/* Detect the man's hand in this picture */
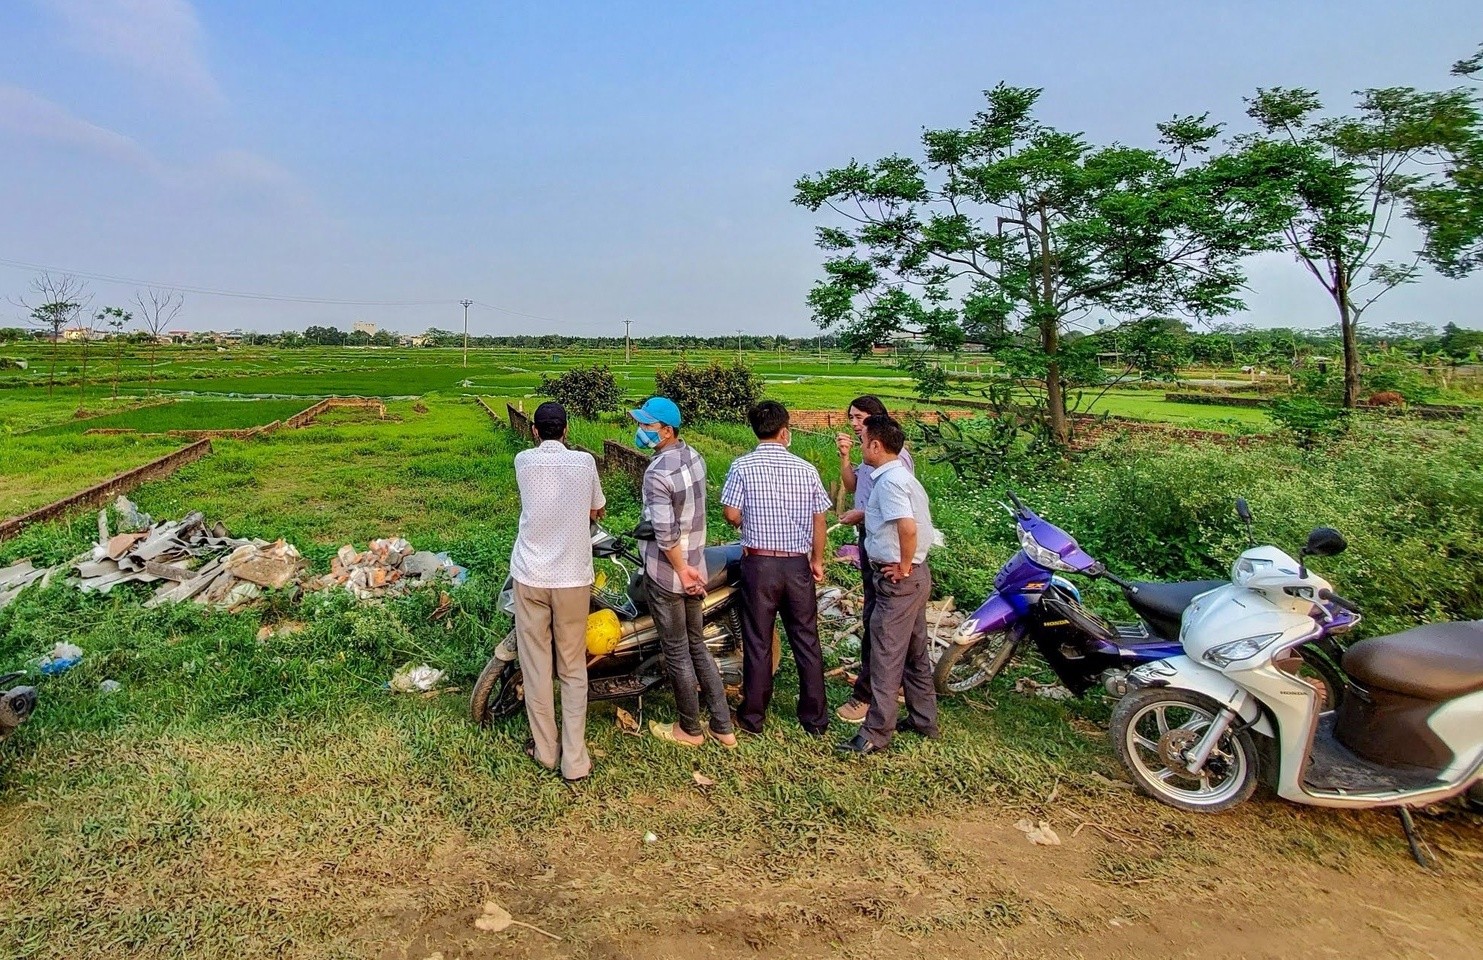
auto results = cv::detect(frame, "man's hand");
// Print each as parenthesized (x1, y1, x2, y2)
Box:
(810, 558, 826, 584)
(835, 432, 854, 458)
(590, 507, 606, 522)
(723, 505, 742, 528)
(838, 508, 864, 526)
(882, 562, 913, 583)
(678, 565, 707, 596)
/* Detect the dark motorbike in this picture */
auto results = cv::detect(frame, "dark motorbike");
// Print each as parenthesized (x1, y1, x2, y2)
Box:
(470, 524, 776, 726)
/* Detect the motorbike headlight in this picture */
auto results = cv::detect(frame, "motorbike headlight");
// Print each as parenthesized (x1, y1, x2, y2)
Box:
(1232, 556, 1273, 586)
(1203, 633, 1282, 667)
(1018, 528, 1073, 572)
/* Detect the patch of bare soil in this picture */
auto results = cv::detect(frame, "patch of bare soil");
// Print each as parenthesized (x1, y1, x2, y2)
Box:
(360, 800, 1483, 960)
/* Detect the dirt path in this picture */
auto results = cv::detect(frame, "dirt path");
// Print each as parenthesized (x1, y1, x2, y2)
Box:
(365, 802, 1483, 960)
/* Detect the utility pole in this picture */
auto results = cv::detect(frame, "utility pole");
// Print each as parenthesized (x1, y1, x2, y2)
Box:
(623, 318, 633, 363)
(460, 299, 473, 368)
(736, 329, 744, 365)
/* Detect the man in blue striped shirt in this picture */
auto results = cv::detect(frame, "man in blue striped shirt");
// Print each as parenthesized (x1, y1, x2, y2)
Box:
(721, 401, 833, 736)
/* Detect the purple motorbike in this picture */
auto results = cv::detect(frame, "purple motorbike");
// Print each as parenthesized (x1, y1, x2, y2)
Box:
(932, 492, 1347, 705)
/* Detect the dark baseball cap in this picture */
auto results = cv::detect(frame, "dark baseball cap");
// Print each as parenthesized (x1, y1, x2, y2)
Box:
(533, 401, 568, 437)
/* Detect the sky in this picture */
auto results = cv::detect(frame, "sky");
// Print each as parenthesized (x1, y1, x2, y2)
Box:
(0, 0, 1480, 337)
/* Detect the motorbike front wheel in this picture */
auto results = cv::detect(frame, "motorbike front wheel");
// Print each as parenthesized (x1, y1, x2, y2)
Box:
(932, 630, 1017, 695)
(470, 630, 525, 728)
(1111, 687, 1258, 814)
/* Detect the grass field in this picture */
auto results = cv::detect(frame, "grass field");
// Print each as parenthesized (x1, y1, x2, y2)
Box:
(1, 396, 1479, 959)
(1, 350, 1479, 958)
(0, 431, 191, 517)
(28, 398, 315, 435)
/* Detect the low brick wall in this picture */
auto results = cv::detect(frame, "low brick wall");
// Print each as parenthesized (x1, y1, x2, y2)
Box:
(506, 402, 532, 439)
(285, 397, 386, 429)
(603, 439, 651, 482)
(0, 439, 213, 542)
(166, 420, 283, 441)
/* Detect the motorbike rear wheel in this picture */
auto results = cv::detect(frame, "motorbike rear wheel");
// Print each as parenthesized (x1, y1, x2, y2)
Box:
(932, 630, 1017, 695)
(1111, 687, 1258, 814)
(470, 630, 525, 728)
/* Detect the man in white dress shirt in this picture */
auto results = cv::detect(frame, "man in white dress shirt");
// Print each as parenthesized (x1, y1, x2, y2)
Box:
(510, 402, 607, 781)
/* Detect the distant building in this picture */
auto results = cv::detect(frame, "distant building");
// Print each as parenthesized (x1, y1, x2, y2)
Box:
(167, 330, 192, 343)
(352, 321, 377, 336)
(62, 326, 97, 342)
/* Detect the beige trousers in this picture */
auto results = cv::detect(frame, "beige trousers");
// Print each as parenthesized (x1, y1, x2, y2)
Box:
(513, 580, 592, 780)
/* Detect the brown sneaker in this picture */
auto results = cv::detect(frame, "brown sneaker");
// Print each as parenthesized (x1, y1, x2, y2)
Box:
(835, 698, 869, 723)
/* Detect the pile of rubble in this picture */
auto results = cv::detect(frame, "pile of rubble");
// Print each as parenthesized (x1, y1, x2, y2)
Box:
(817, 586, 966, 662)
(307, 537, 467, 601)
(0, 496, 306, 613)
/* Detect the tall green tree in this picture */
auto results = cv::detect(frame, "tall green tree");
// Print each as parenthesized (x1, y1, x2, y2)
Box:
(1243, 79, 1483, 407)
(793, 84, 1301, 446)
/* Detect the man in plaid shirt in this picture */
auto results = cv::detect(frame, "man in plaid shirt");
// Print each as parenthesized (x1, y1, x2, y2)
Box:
(631, 397, 737, 748)
(721, 401, 833, 736)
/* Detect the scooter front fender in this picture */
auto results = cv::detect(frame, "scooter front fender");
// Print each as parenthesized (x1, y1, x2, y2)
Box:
(957, 593, 1018, 644)
(1127, 656, 1273, 737)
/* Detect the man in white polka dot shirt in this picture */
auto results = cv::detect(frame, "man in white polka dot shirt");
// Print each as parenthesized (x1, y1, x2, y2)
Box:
(510, 402, 607, 782)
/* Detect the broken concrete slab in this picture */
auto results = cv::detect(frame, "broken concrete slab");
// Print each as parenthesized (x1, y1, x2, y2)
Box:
(0, 560, 37, 586)
(76, 560, 121, 580)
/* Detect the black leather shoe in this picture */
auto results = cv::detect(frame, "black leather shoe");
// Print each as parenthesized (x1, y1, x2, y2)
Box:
(835, 733, 882, 756)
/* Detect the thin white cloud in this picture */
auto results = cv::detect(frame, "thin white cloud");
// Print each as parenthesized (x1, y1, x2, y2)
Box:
(0, 84, 311, 212)
(0, 83, 161, 172)
(35, 0, 224, 105)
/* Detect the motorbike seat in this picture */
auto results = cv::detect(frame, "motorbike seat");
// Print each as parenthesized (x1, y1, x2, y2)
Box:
(704, 545, 743, 592)
(1342, 621, 1483, 701)
(1125, 580, 1226, 637)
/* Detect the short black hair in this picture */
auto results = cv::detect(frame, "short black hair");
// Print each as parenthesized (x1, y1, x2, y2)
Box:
(863, 414, 905, 455)
(847, 395, 888, 418)
(748, 400, 790, 439)
(532, 401, 568, 440)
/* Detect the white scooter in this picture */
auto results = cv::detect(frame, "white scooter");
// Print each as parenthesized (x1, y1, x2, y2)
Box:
(1110, 520, 1483, 865)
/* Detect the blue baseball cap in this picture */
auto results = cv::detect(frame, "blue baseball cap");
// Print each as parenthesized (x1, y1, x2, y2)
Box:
(630, 396, 682, 428)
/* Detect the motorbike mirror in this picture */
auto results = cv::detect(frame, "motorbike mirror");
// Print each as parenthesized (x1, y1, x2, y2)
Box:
(1301, 527, 1348, 559)
(630, 519, 656, 541)
(1235, 498, 1252, 524)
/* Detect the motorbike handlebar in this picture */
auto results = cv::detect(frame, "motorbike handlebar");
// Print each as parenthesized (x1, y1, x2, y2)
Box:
(1088, 562, 1138, 593)
(1318, 588, 1361, 615)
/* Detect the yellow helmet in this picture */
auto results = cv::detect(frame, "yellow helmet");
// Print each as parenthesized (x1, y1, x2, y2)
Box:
(585, 609, 622, 656)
